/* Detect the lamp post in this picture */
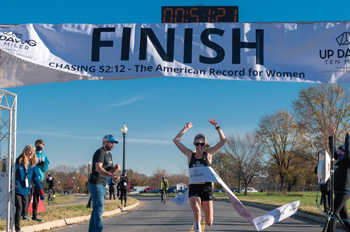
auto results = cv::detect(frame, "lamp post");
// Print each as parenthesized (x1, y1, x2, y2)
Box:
(72, 176, 75, 193)
(121, 122, 128, 171)
(87, 160, 91, 194)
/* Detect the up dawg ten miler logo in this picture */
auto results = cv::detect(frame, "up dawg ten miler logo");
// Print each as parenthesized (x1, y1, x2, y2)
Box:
(190, 168, 204, 178)
(0, 31, 37, 50)
(320, 32, 350, 65)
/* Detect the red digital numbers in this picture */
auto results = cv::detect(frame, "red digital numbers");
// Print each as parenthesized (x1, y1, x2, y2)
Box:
(190, 7, 199, 23)
(216, 8, 226, 22)
(162, 6, 238, 23)
(162, 8, 174, 23)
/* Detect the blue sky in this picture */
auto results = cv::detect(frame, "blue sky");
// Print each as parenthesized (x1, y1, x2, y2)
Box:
(1, 0, 349, 176)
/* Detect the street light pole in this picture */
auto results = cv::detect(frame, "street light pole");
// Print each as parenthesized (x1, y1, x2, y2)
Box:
(121, 122, 128, 171)
(87, 160, 91, 194)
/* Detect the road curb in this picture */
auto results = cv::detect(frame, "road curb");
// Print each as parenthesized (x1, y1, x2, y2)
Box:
(2, 200, 140, 232)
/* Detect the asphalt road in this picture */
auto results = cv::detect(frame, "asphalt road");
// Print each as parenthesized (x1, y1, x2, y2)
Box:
(55, 195, 324, 232)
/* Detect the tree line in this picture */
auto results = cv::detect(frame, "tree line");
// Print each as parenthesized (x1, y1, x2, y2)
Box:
(212, 84, 350, 194)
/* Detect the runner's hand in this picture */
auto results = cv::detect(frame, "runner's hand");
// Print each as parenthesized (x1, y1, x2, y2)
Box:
(208, 118, 218, 127)
(184, 122, 192, 130)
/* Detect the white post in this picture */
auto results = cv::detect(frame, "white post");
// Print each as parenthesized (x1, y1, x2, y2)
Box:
(0, 89, 17, 232)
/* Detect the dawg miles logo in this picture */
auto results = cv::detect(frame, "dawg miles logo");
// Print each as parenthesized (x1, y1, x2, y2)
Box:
(0, 31, 37, 50)
(319, 32, 350, 64)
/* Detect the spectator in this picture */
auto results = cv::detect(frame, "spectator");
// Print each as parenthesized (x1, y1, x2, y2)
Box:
(15, 145, 45, 232)
(107, 177, 116, 200)
(23, 139, 49, 222)
(328, 127, 350, 231)
(119, 170, 129, 207)
(88, 134, 120, 232)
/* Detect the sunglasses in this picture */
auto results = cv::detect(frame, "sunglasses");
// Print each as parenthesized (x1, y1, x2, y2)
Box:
(195, 142, 205, 147)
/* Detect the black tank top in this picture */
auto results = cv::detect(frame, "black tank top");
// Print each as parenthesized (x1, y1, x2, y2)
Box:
(189, 152, 212, 188)
(188, 152, 211, 168)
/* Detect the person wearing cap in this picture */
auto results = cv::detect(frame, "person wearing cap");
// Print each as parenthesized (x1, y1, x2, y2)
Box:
(328, 127, 350, 231)
(88, 134, 120, 232)
(119, 169, 129, 207)
(173, 119, 226, 232)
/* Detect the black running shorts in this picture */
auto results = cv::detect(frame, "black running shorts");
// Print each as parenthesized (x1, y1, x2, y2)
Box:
(189, 186, 213, 201)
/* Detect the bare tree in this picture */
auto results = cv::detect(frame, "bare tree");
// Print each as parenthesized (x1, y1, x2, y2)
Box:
(148, 167, 168, 188)
(128, 169, 149, 188)
(256, 110, 302, 191)
(292, 84, 350, 155)
(167, 173, 189, 187)
(222, 132, 265, 195)
(212, 151, 236, 189)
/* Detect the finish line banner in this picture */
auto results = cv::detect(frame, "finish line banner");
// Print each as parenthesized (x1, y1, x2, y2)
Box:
(173, 166, 300, 231)
(1, 22, 350, 87)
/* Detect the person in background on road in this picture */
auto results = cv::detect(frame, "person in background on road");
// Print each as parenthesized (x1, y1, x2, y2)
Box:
(15, 145, 45, 232)
(45, 173, 56, 203)
(23, 139, 49, 222)
(119, 170, 129, 207)
(88, 134, 120, 232)
(116, 180, 120, 198)
(173, 119, 226, 232)
(328, 127, 350, 231)
(160, 176, 169, 202)
(107, 176, 116, 200)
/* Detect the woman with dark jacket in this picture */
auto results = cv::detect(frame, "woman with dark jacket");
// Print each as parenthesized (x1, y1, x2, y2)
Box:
(15, 145, 45, 232)
(329, 127, 350, 231)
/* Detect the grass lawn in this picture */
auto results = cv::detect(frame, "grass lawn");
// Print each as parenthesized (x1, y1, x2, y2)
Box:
(0, 194, 138, 231)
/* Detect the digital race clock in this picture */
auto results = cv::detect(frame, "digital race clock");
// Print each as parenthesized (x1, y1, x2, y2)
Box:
(161, 6, 239, 23)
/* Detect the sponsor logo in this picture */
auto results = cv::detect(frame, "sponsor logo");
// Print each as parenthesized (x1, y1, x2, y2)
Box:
(0, 30, 37, 50)
(336, 32, 350, 46)
(319, 32, 350, 73)
(193, 169, 198, 173)
(290, 203, 298, 212)
(319, 32, 350, 59)
(259, 216, 269, 224)
(190, 173, 203, 177)
(3, 31, 23, 39)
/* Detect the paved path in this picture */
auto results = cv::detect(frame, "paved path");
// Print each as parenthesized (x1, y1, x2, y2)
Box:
(55, 195, 325, 232)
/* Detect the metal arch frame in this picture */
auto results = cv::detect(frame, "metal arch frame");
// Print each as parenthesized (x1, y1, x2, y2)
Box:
(0, 89, 17, 232)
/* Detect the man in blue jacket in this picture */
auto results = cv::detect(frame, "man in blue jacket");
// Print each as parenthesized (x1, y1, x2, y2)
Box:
(23, 139, 49, 222)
